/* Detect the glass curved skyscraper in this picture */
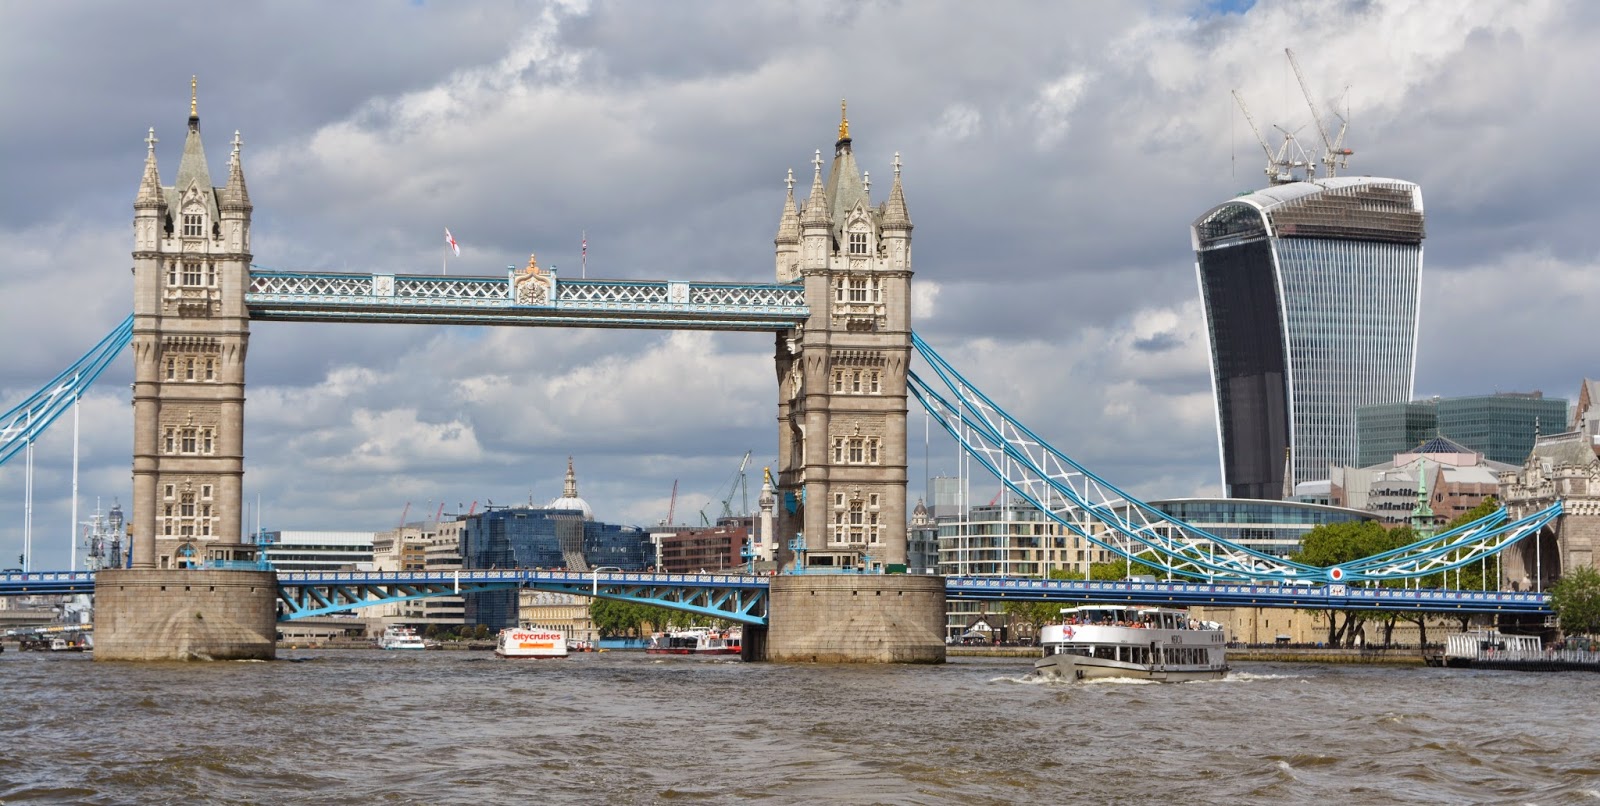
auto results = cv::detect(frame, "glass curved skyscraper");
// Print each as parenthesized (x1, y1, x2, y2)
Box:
(1192, 177, 1425, 499)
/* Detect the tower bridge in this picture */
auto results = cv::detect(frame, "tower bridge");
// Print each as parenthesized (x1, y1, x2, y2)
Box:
(3, 90, 1593, 661)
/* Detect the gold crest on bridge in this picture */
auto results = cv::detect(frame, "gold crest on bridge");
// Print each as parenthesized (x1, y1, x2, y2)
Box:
(514, 253, 551, 305)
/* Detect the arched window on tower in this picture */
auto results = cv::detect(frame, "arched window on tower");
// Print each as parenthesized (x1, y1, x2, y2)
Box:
(182, 206, 204, 238)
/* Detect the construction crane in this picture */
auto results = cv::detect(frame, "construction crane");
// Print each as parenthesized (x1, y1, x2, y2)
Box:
(397, 501, 410, 530)
(1232, 88, 1313, 185)
(1286, 48, 1354, 178)
(665, 479, 678, 526)
(723, 450, 752, 520)
(700, 450, 753, 525)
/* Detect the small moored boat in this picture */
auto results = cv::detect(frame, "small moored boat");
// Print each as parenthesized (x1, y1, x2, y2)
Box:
(1034, 605, 1227, 682)
(377, 625, 428, 650)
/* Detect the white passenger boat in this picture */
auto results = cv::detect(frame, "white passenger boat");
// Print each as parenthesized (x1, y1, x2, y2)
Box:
(377, 625, 427, 650)
(495, 627, 569, 659)
(646, 627, 743, 656)
(1034, 605, 1227, 682)
(694, 627, 742, 656)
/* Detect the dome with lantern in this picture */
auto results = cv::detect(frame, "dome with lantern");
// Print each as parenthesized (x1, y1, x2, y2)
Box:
(546, 457, 594, 521)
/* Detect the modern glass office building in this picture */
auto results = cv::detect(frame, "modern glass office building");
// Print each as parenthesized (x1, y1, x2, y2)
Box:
(1357, 393, 1568, 467)
(459, 507, 651, 629)
(1193, 177, 1425, 499)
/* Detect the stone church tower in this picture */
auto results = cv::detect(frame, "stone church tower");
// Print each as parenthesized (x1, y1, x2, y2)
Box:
(129, 80, 254, 569)
(773, 103, 913, 570)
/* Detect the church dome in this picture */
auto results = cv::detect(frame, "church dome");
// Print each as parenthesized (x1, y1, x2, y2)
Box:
(546, 457, 594, 521)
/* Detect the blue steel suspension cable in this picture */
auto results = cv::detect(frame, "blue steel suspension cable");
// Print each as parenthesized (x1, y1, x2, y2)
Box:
(909, 330, 1560, 583)
(0, 314, 134, 467)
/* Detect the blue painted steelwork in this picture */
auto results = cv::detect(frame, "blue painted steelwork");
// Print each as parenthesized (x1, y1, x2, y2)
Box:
(0, 570, 1551, 615)
(909, 331, 1563, 584)
(274, 569, 769, 624)
(244, 268, 808, 331)
(945, 577, 1553, 615)
(1, 315, 134, 467)
(0, 571, 96, 596)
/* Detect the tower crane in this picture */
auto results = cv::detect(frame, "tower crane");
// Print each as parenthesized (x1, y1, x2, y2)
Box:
(1231, 89, 1312, 185)
(1286, 48, 1354, 177)
(700, 450, 754, 525)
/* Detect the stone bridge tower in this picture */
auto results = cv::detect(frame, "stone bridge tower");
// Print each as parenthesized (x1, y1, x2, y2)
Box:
(1499, 404, 1600, 591)
(772, 104, 913, 571)
(98, 81, 275, 662)
(129, 80, 254, 571)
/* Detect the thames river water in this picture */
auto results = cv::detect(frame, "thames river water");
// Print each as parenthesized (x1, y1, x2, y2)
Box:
(2, 649, 1597, 805)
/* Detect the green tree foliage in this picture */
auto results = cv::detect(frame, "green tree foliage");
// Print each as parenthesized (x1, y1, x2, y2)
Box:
(1294, 521, 1416, 646)
(1550, 565, 1600, 637)
(588, 598, 702, 637)
(1001, 600, 1061, 638)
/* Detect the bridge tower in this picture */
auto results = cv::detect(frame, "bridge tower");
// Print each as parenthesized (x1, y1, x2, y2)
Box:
(1499, 429, 1600, 593)
(97, 80, 276, 661)
(773, 102, 913, 572)
(762, 104, 944, 663)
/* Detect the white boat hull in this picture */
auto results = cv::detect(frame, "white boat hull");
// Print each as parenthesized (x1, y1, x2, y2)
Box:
(1033, 653, 1228, 682)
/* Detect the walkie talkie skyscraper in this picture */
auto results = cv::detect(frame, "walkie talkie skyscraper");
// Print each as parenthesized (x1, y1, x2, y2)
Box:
(1192, 177, 1425, 499)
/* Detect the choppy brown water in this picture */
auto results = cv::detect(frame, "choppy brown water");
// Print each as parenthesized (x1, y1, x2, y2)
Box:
(2, 650, 1597, 805)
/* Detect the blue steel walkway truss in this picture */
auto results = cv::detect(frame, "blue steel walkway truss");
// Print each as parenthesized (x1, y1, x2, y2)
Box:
(245, 268, 809, 331)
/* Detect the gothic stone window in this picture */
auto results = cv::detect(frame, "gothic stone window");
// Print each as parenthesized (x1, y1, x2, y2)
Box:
(831, 435, 882, 465)
(183, 261, 203, 286)
(831, 369, 883, 395)
(849, 230, 868, 255)
(183, 212, 204, 238)
(835, 276, 878, 304)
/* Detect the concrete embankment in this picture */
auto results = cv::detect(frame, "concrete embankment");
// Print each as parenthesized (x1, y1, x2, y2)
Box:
(1228, 647, 1428, 665)
(946, 646, 1041, 658)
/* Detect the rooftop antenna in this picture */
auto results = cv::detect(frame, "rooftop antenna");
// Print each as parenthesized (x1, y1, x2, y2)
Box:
(1286, 48, 1355, 178)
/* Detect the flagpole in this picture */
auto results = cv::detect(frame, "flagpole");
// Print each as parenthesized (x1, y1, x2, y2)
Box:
(582, 229, 587, 279)
(443, 239, 447, 276)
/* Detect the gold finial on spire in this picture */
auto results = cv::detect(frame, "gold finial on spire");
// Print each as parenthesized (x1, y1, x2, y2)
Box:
(190, 75, 198, 117)
(838, 98, 849, 140)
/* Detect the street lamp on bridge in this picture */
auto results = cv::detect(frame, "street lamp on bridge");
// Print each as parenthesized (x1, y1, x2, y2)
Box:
(590, 566, 622, 599)
(588, 567, 622, 648)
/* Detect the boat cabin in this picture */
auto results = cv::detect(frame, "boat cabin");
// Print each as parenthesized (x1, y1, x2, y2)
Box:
(1059, 606, 1195, 630)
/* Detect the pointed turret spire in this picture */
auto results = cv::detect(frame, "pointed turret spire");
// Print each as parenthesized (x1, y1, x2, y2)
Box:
(135, 127, 164, 208)
(801, 149, 829, 227)
(563, 456, 578, 498)
(174, 76, 213, 195)
(775, 167, 800, 243)
(883, 151, 911, 230)
(824, 102, 867, 232)
(1410, 458, 1435, 535)
(221, 130, 252, 211)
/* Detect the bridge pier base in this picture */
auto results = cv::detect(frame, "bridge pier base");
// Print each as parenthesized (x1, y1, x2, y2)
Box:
(765, 574, 946, 663)
(93, 569, 278, 661)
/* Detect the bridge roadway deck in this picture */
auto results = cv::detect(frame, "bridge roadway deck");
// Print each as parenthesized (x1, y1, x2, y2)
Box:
(0, 571, 1554, 617)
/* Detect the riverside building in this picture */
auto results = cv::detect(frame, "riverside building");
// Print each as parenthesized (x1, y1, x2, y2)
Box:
(1192, 177, 1425, 499)
(458, 460, 651, 629)
(1357, 393, 1570, 468)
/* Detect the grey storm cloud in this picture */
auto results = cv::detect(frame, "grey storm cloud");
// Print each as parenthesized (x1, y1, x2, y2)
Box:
(3, 0, 1598, 568)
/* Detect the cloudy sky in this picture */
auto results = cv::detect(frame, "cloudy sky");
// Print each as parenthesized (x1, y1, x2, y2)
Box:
(3, 0, 1597, 570)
